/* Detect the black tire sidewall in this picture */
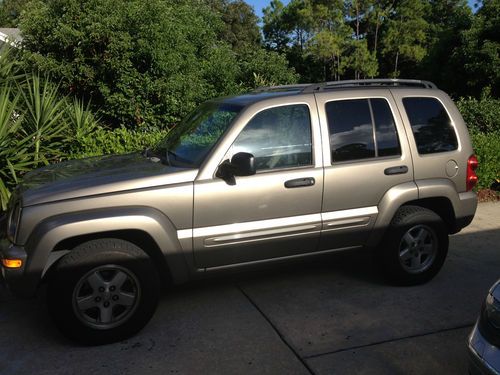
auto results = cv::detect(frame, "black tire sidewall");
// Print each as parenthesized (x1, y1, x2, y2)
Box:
(47, 240, 160, 345)
(381, 206, 449, 286)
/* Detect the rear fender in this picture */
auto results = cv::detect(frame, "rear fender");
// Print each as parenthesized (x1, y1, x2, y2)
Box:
(367, 182, 419, 247)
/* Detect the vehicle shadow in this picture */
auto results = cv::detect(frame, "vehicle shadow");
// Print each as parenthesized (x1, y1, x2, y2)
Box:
(0, 227, 499, 348)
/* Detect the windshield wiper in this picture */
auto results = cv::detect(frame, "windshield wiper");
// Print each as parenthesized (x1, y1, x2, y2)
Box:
(144, 146, 194, 167)
(166, 149, 182, 165)
(143, 147, 170, 165)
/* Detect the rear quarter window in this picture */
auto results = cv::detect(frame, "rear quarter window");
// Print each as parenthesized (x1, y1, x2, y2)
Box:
(402, 97, 458, 154)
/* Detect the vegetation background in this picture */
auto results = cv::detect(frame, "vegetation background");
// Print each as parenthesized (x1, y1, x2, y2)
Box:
(0, 0, 498, 210)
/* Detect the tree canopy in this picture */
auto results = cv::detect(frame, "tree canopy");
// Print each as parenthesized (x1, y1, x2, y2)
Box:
(17, 0, 296, 129)
(262, 0, 498, 97)
(0, 0, 496, 129)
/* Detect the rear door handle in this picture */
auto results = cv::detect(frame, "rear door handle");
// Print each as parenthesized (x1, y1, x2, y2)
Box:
(384, 166, 408, 175)
(284, 177, 315, 188)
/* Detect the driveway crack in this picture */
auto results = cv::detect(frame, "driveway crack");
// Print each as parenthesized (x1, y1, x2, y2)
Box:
(303, 322, 475, 360)
(237, 285, 315, 375)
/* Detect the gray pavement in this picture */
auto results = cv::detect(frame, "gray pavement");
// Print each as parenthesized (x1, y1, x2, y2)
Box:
(0, 202, 499, 375)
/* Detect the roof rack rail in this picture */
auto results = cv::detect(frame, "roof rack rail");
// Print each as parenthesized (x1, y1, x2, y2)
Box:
(253, 84, 311, 93)
(319, 79, 437, 90)
(253, 79, 437, 94)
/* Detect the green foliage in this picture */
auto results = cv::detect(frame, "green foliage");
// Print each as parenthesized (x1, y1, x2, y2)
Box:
(0, 70, 73, 210)
(69, 127, 168, 159)
(263, 0, 290, 51)
(263, 0, 388, 81)
(345, 39, 378, 79)
(457, 93, 500, 134)
(0, 0, 28, 27)
(19, 73, 69, 166)
(0, 44, 23, 84)
(66, 98, 100, 141)
(418, 0, 473, 93)
(237, 48, 298, 88)
(18, 0, 295, 130)
(455, 0, 500, 97)
(458, 93, 500, 188)
(382, 0, 429, 77)
(19, 0, 234, 129)
(0, 85, 30, 210)
(470, 131, 500, 189)
(214, 0, 262, 52)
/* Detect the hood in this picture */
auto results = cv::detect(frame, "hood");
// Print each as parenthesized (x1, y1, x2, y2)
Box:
(20, 153, 196, 206)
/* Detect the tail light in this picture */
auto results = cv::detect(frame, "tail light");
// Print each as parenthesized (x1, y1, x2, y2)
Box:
(466, 155, 478, 191)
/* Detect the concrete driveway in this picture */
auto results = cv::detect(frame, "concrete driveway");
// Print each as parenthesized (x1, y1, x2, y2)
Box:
(0, 202, 499, 375)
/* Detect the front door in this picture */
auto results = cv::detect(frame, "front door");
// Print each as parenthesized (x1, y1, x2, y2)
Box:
(192, 99, 324, 269)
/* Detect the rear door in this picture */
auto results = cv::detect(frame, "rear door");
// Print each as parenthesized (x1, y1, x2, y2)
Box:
(315, 89, 414, 250)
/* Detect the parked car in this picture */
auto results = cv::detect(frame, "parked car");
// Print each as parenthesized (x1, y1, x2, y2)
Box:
(469, 279, 500, 375)
(0, 79, 478, 344)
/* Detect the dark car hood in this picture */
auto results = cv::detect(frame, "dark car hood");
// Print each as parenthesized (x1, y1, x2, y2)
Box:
(20, 153, 195, 206)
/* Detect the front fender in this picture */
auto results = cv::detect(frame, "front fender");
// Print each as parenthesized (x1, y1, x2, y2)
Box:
(22, 206, 191, 295)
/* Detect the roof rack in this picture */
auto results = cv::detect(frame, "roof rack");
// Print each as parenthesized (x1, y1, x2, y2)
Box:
(254, 79, 437, 94)
(321, 79, 437, 90)
(253, 84, 311, 93)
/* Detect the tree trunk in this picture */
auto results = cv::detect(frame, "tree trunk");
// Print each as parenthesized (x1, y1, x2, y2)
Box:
(394, 51, 399, 76)
(374, 17, 380, 56)
(356, 1, 360, 40)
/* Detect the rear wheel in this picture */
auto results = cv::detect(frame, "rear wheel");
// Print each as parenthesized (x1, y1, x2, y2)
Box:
(379, 206, 448, 285)
(47, 239, 160, 345)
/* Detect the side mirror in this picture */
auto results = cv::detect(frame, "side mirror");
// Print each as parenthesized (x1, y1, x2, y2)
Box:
(216, 152, 256, 184)
(231, 152, 256, 176)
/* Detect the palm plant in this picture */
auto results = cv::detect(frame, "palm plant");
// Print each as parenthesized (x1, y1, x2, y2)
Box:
(0, 44, 24, 86)
(67, 97, 100, 140)
(0, 86, 32, 211)
(19, 73, 69, 167)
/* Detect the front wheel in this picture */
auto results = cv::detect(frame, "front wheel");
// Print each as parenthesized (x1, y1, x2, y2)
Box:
(379, 206, 449, 285)
(47, 239, 160, 345)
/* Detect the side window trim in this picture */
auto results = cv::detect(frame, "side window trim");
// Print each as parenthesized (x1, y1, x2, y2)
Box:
(367, 99, 379, 158)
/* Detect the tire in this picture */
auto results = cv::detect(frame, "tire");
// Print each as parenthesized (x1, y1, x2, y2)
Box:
(379, 205, 449, 286)
(47, 239, 160, 345)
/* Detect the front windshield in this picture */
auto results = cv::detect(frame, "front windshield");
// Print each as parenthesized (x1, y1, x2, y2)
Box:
(154, 102, 242, 167)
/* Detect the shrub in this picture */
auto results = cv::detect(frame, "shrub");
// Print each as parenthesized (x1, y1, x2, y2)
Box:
(456, 93, 500, 134)
(471, 131, 500, 190)
(19, 0, 297, 130)
(69, 127, 168, 159)
(19, 0, 239, 129)
(457, 92, 500, 189)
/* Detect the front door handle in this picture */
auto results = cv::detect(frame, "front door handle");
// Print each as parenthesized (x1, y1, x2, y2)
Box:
(284, 177, 315, 188)
(384, 166, 409, 175)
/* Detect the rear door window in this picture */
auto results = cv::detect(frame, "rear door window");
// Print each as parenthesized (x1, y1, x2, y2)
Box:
(325, 98, 401, 163)
(402, 97, 458, 154)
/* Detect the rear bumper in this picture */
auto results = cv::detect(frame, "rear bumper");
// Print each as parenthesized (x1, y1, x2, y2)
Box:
(455, 215, 475, 232)
(454, 191, 478, 233)
(0, 239, 36, 297)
